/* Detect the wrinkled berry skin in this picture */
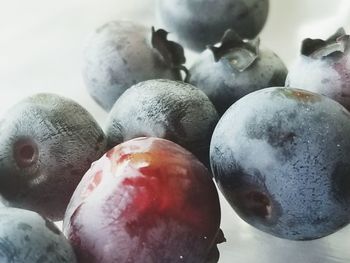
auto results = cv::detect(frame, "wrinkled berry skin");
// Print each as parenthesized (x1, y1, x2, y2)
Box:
(0, 93, 107, 220)
(105, 79, 219, 166)
(189, 36, 287, 116)
(63, 137, 222, 263)
(210, 87, 350, 240)
(83, 21, 183, 111)
(156, 0, 269, 51)
(0, 207, 76, 263)
(286, 28, 350, 111)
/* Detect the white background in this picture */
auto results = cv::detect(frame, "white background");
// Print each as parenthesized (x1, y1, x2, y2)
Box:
(1, 1, 350, 262)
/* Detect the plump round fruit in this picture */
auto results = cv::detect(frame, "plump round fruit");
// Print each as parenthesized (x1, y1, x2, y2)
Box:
(0, 207, 76, 263)
(83, 20, 187, 111)
(286, 28, 350, 110)
(0, 93, 107, 220)
(189, 30, 287, 116)
(63, 137, 222, 263)
(105, 79, 219, 166)
(210, 87, 350, 240)
(156, 0, 269, 51)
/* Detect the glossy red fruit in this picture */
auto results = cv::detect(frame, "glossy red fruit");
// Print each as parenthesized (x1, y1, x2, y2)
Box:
(63, 137, 222, 263)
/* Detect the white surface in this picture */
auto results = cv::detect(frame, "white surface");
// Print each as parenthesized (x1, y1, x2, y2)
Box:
(1, 1, 350, 262)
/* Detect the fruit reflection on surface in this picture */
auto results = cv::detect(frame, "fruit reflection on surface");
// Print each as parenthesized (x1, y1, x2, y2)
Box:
(210, 87, 350, 240)
(64, 137, 222, 263)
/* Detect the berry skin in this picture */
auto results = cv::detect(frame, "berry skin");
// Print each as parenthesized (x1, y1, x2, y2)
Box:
(189, 30, 287, 116)
(0, 207, 76, 263)
(0, 93, 107, 220)
(156, 0, 269, 51)
(63, 137, 223, 263)
(105, 79, 219, 167)
(286, 28, 350, 110)
(210, 87, 350, 240)
(83, 21, 186, 111)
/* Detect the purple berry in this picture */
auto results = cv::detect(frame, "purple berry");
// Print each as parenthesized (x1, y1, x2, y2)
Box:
(286, 28, 350, 110)
(63, 137, 223, 263)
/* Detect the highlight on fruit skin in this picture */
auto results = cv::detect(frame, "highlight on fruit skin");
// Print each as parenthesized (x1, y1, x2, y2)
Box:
(0, 93, 107, 221)
(210, 87, 350, 240)
(63, 137, 223, 263)
(0, 207, 77, 263)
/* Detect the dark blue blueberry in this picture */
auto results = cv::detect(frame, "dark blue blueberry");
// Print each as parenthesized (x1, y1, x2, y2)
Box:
(210, 87, 350, 240)
(0, 93, 107, 220)
(156, 0, 269, 51)
(104, 79, 219, 167)
(0, 207, 76, 262)
(189, 30, 287, 116)
(83, 21, 186, 111)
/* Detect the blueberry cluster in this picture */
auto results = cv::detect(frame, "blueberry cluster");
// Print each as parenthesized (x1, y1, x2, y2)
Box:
(1, 1, 350, 263)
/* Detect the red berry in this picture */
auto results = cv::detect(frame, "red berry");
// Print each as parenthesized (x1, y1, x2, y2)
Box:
(63, 137, 222, 263)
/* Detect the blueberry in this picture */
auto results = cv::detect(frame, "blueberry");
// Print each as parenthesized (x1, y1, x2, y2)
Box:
(63, 137, 223, 263)
(83, 21, 187, 111)
(0, 93, 107, 220)
(210, 87, 350, 240)
(0, 207, 76, 262)
(104, 79, 219, 167)
(286, 28, 350, 110)
(156, 0, 269, 51)
(189, 30, 288, 116)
